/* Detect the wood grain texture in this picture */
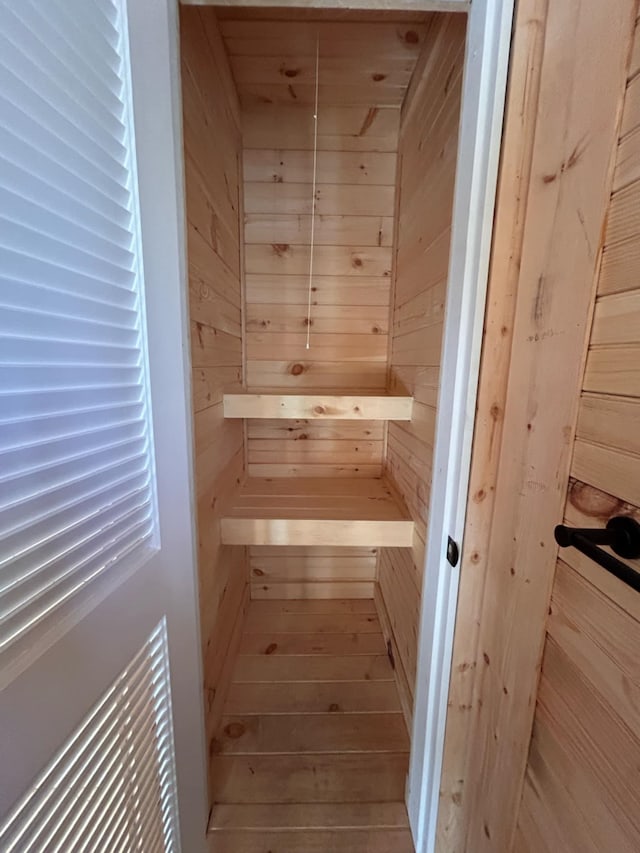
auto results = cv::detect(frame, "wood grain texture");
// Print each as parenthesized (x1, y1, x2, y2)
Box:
(208, 828, 415, 853)
(223, 13, 426, 525)
(210, 802, 408, 830)
(180, 6, 248, 805)
(468, 0, 634, 840)
(224, 680, 401, 713)
(224, 392, 413, 420)
(235, 22, 407, 416)
(379, 12, 466, 716)
(251, 580, 377, 599)
(513, 11, 640, 848)
(225, 16, 423, 609)
(248, 546, 378, 599)
(221, 477, 414, 547)
(209, 599, 412, 846)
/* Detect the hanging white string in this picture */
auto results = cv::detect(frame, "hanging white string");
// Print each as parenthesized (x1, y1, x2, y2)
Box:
(305, 36, 320, 350)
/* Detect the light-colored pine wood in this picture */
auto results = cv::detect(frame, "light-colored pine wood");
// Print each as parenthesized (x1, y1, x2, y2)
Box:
(572, 439, 640, 508)
(246, 331, 388, 362)
(211, 4, 437, 17)
(490, 4, 640, 853)
(232, 654, 394, 683)
(211, 752, 409, 803)
(210, 802, 409, 830)
(208, 599, 412, 846)
(563, 480, 640, 603)
(242, 104, 400, 153)
(599, 234, 640, 295)
(251, 557, 376, 583)
(374, 582, 413, 732)
(249, 546, 379, 595)
(592, 286, 640, 343)
(180, 7, 248, 805)
(433, 1, 638, 850)
(244, 213, 394, 247)
(514, 15, 640, 844)
(219, 19, 431, 63)
(583, 344, 640, 396)
(244, 610, 380, 634)
(221, 477, 414, 547)
(378, 12, 466, 720)
(577, 393, 640, 457)
(251, 581, 377, 599)
(519, 714, 638, 853)
(246, 360, 388, 390)
(244, 244, 393, 278)
(207, 828, 415, 853)
(244, 149, 397, 185)
(518, 639, 640, 852)
(224, 392, 413, 420)
(247, 420, 385, 441)
(238, 631, 387, 656)
(603, 179, 640, 248)
(215, 712, 409, 754)
(232, 16, 426, 510)
(225, 680, 401, 714)
(548, 561, 640, 737)
(246, 304, 390, 335)
(245, 274, 391, 305)
(247, 597, 378, 615)
(244, 183, 396, 217)
(231, 55, 416, 89)
(244, 419, 386, 479)
(628, 15, 640, 81)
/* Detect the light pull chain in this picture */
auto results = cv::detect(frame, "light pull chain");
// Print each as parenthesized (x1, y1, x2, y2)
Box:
(305, 36, 320, 350)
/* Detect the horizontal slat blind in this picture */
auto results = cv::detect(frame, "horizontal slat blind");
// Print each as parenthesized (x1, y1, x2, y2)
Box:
(0, 0, 156, 656)
(0, 619, 180, 852)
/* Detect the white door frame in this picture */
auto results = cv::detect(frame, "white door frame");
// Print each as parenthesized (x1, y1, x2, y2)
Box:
(406, 1, 514, 851)
(127, 0, 209, 848)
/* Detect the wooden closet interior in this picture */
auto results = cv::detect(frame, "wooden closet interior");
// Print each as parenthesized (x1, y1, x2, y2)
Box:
(179, 2, 466, 833)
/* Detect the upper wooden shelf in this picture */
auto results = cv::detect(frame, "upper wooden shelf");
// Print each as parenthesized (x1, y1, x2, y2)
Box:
(223, 392, 413, 421)
(221, 478, 414, 547)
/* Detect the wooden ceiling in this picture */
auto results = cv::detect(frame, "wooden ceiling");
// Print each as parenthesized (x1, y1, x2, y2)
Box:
(217, 10, 434, 108)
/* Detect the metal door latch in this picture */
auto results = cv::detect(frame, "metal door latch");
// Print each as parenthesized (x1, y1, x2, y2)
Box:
(446, 536, 459, 567)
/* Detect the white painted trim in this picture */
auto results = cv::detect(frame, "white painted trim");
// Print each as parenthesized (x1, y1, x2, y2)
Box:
(181, 0, 469, 10)
(125, 0, 209, 850)
(406, 1, 514, 851)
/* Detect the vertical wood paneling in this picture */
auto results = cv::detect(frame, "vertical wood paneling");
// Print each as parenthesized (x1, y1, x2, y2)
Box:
(180, 7, 247, 801)
(436, 6, 548, 844)
(515, 16, 640, 849)
(377, 14, 467, 723)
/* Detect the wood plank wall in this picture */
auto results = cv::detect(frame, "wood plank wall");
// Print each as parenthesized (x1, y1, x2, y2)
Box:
(514, 14, 640, 851)
(432, 1, 636, 850)
(180, 7, 248, 795)
(233, 25, 408, 482)
(216, 16, 429, 600)
(379, 13, 467, 721)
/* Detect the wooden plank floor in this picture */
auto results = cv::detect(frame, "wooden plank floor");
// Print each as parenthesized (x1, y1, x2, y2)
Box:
(208, 598, 414, 852)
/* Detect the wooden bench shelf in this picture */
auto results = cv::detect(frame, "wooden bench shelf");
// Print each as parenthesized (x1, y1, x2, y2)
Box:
(223, 392, 413, 421)
(221, 478, 415, 547)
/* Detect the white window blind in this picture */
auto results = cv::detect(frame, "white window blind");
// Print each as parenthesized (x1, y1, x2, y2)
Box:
(0, 618, 180, 852)
(0, 0, 156, 657)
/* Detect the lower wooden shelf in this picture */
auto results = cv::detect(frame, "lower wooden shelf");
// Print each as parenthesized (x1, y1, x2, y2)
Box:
(220, 478, 414, 547)
(223, 391, 413, 420)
